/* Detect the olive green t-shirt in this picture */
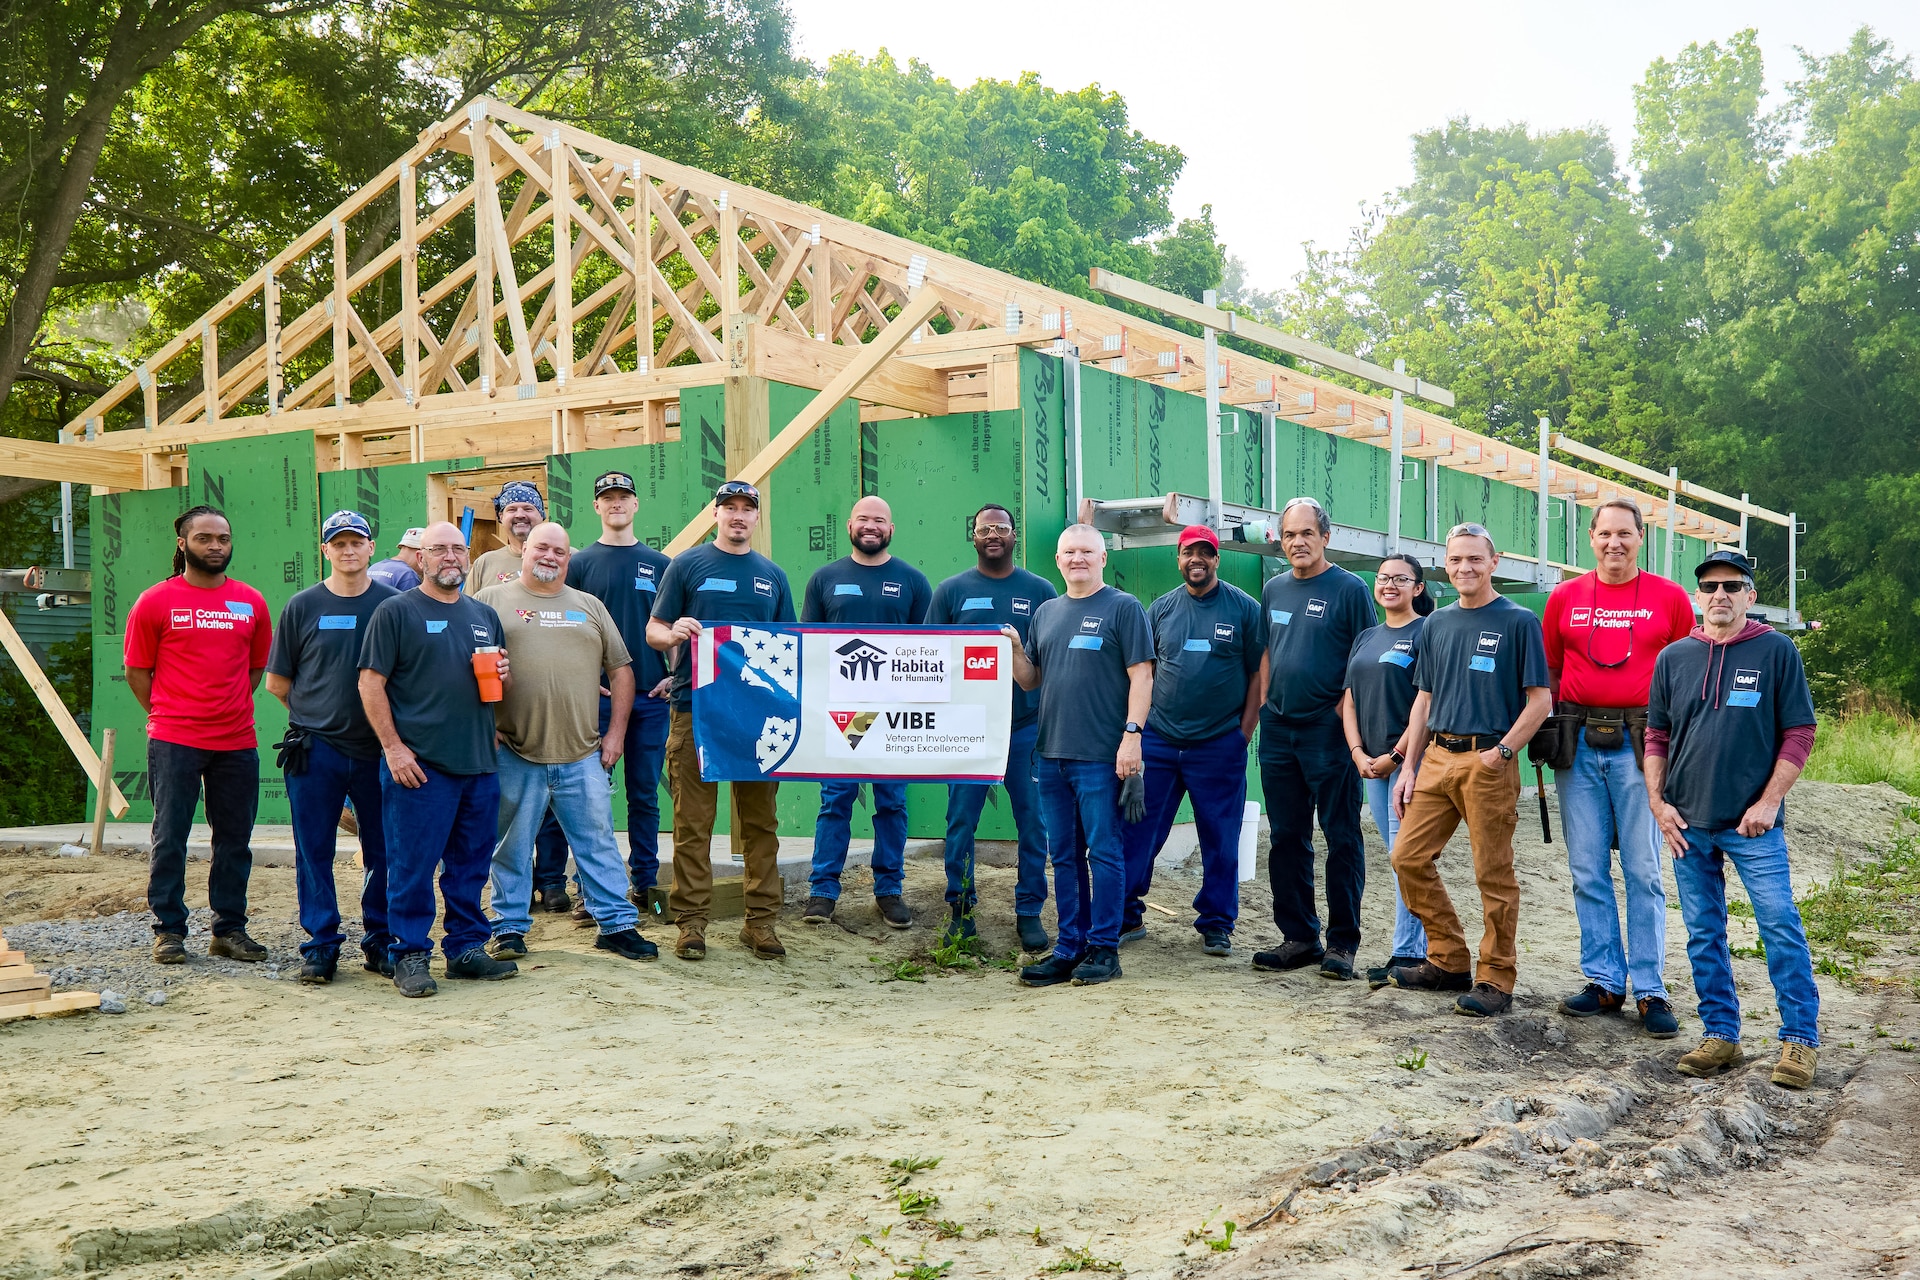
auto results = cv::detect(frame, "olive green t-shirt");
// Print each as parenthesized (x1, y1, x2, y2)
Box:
(470, 545, 524, 591)
(475, 581, 632, 764)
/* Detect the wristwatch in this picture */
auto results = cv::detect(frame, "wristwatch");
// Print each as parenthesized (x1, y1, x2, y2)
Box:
(1389, 748, 1405, 766)
(1124, 721, 1142, 735)
(1497, 743, 1514, 760)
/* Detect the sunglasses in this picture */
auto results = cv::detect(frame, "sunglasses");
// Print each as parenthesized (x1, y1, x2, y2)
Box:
(1697, 579, 1751, 595)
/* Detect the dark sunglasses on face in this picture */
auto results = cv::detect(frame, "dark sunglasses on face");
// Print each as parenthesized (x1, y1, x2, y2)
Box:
(1697, 579, 1750, 595)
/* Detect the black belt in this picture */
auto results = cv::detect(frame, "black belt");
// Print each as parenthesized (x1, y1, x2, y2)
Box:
(1433, 732, 1503, 753)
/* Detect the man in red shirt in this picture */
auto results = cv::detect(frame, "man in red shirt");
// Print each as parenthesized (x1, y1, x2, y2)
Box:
(1542, 497, 1696, 1036)
(124, 505, 274, 965)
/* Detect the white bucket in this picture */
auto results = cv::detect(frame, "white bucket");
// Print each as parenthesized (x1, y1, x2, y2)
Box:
(1238, 801, 1261, 882)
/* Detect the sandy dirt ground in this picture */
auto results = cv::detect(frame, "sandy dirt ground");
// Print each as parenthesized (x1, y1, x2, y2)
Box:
(2, 780, 1917, 1280)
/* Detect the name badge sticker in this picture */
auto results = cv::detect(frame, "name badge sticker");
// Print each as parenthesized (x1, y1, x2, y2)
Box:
(317, 615, 357, 630)
(1379, 649, 1413, 667)
(1271, 609, 1292, 626)
(834, 583, 863, 597)
(962, 596, 995, 612)
(564, 610, 587, 622)
(699, 577, 737, 593)
(1069, 635, 1104, 651)
(1729, 669, 1762, 706)
(1470, 654, 1496, 672)
(426, 620, 448, 634)
(635, 577, 657, 592)
(1727, 691, 1762, 706)
(1183, 638, 1213, 652)
(224, 600, 254, 617)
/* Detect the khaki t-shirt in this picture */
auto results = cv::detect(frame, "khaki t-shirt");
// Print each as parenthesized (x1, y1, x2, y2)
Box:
(470, 546, 524, 591)
(476, 581, 632, 763)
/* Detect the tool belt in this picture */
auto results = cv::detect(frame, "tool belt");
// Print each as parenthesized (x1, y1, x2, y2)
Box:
(1433, 732, 1505, 754)
(273, 726, 313, 776)
(1546, 702, 1649, 770)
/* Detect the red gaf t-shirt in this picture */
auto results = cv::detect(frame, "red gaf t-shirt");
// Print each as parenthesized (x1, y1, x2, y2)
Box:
(1544, 570, 1696, 708)
(123, 576, 273, 751)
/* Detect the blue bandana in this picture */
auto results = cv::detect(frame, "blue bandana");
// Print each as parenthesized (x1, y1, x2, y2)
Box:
(494, 481, 546, 516)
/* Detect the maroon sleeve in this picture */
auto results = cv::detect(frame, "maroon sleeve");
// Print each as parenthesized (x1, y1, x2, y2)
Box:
(1644, 726, 1670, 759)
(1777, 723, 1815, 770)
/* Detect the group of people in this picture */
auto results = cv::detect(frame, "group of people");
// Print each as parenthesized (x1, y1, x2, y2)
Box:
(122, 477, 1824, 1088)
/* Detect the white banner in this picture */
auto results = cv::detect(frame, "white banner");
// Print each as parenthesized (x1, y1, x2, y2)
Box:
(691, 624, 1012, 782)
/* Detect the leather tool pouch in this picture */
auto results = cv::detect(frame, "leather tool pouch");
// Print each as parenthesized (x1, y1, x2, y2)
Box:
(1583, 708, 1627, 754)
(1528, 713, 1580, 772)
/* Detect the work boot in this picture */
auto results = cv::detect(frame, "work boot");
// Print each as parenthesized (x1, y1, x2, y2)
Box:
(740, 921, 786, 959)
(445, 947, 519, 980)
(296, 952, 338, 985)
(485, 932, 527, 961)
(1455, 982, 1513, 1017)
(941, 909, 978, 946)
(152, 934, 188, 965)
(536, 885, 572, 914)
(1318, 948, 1357, 981)
(1676, 1038, 1744, 1079)
(595, 929, 660, 961)
(1638, 996, 1681, 1039)
(876, 896, 913, 930)
(209, 930, 268, 962)
(675, 926, 707, 961)
(1559, 983, 1625, 1017)
(1117, 921, 1147, 946)
(1070, 946, 1122, 986)
(1366, 955, 1422, 990)
(392, 951, 437, 998)
(571, 903, 595, 929)
(1771, 1043, 1817, 1090)
(802, 896, 836, 924)
(1251, 939, 1324, 972)
(362, 948, 394, 979)
(1016, 916, 1050, 953)
(1389, 960, 1472, 992)
(1018, 952, 1082, 987)
(1200, 930, 1233, 957)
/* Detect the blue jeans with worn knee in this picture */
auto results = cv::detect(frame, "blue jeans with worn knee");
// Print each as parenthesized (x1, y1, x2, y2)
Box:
(1560, 738, 1668, 999)
(491, 748, 642, 939)
(944, 721, 1047, 914)
(381, 762, 497, 960)
(810, 780, 907, 900)
(1362, 768, 1427, 960)
(286, 736, 390, 962)
(1122, 727, 1249, 936)
(1038, 758, 1126, 957)
(532, 698, 670, 892)
(1671, 825, 1820, 1047)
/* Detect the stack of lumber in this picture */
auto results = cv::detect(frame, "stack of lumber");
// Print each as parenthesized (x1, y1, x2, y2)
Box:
(0, 928, 99, 1024)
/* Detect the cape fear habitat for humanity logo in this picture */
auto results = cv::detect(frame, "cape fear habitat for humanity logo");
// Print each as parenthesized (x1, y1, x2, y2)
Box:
(835, 639, 888, 681)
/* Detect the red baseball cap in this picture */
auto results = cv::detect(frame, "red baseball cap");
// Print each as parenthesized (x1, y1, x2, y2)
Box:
(1177, 525, 1219, 550)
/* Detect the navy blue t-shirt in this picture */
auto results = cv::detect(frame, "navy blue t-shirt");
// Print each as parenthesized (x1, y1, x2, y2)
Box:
(566, 540, 671, 697)
(1023, 586, 1155, 761)
(1649, 628, 1816, 831)
(1344, 618, 1426, 759)
(267, 579, 400, 759)
(358, 590, 504, 775)
(1260, 564, 1376, 727)
(1416, 596, 1550, 738)
(801, 555, 931, 625)
(1145, 581, 1264, 744)
(650, 542, 795, 708)
(928, 566, 1057, 731)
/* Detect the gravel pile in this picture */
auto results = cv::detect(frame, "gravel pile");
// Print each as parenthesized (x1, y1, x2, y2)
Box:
(9, 908, 315, 995)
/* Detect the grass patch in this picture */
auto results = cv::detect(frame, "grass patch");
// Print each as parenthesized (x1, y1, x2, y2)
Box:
(1395, 1049, 1428, 1072)
(1795, 821, 1920, 980)
(890, 1155, 942, 1174)
(872, 956, 927, 984)
(897, 1188, 940, 1215)
(1045, 1243, 1125, 1273)
(1803, 694, 1920, 795)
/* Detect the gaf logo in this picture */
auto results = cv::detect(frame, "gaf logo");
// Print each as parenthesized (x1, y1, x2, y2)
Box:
(170, 608, 193, 630)
(1569, 607, 1593, 627)
(1477, 631, 1502, 654)
(1079, 615, 1103, 633)
(1011, 598, 1032, 616)
(753, 577, 775, 597)
(1213, 622, 1235, 642)
(1733, 668, 1760, 691)
(1305, 599, 1328, 619)
(881, 581, 903, 598)
(963, 646, 998, 679)
(836, 638, 888, 681)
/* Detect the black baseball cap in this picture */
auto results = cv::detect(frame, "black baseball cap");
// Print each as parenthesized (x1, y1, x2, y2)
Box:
(714, 480, 761, 508)
(594, 471, 636, 498)
(1694, 549, 1755, 581)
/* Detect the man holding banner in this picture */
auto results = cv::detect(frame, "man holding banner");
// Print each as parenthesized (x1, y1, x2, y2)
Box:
(799, 495, 932, 930)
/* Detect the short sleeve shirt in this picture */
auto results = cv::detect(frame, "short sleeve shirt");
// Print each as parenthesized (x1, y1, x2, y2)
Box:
(1023, 586, 1155, 761)
(1649, 629, 1817, 830)
(802, 556, 932, 625)
(1344, 618, 1426, 759)
(367, 558, 421, 592)
(1415, 596, 1551, 738)
(1260, 564, 1376, 726)
(469, 546, 523, 591)
(1544, 570, 1695, 707)
(123, 576, 273, 751)
(927, 567, 1057, 731)
(565, 541, 671, 696)
(266, 580, 399, 759)
(358, 590, 504, 775)
(477, 581, 632, 764)
(1145, 582, 1264, 744)
(650, 542, 796, 708)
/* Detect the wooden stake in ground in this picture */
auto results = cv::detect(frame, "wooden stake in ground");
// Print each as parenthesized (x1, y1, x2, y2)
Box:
(0, 607, 128, 815)
(89, 728, 118, 856)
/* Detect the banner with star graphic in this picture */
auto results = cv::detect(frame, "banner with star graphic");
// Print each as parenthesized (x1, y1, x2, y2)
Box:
(690, 624, 1013, 782)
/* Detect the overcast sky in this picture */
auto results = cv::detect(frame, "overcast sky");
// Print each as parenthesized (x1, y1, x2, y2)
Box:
(780, 1, 1920, 294)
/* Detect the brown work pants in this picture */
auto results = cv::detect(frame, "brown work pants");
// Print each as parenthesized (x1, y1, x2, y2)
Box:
(665, 709, 782, 928)
(1389, 743, 1522, 992)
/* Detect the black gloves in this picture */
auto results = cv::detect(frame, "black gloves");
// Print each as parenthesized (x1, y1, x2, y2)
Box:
(1120, 770, 1146, 824)
(273, 727, 312, 776)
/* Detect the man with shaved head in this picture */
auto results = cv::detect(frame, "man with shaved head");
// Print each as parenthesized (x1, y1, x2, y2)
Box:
(799, 495, 933, 930)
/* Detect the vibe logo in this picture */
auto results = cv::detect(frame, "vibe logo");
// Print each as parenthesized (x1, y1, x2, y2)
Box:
(836, 639, 888, 681)
(830, 709, 878, 749)
(963, 646, 998, 679)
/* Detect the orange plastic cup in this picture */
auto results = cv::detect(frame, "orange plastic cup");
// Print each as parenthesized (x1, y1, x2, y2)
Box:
(472, 646, 504, 703)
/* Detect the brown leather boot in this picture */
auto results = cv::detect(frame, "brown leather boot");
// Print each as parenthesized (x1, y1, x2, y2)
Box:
(1676, 1037, 1743, 1078)
(675, 925, 707, 961)
(1771, 1042, 1817, 1090)
(739, 921, 786, 959)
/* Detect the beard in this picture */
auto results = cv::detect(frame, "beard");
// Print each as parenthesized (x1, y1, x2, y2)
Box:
(184, 545, 230, 575)
(853, 529, 892, 554)
(530, 564, 562, 583)
(431, 564, 466, 588)
(509, 517, 536, 541)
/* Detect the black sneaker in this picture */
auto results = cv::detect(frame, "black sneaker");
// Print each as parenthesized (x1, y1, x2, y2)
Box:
(1558, 983, 1625, 1017)
(1366, 955, 1423, 990)
(941, 910, 978, 945)
(208, 931, 268, 962)
(1455, 982, 1513, 1017)
(802, 896, 836, 924)
(296, 953, 338, 985)
(1638, 996, 1681, 1039)
(1019, 952, 1083, 987)
(1200, 930, 1233, 957)
(445, 947, 519, 980)
(1319, 948, 1357, 981)
(393, 951, 437, 998)
(1118, 922, 1147, 946)
(486, 932, 528, 961)
(536, 886, 572, 914)
(876, 895, 913, 930)
(363, 949, 395, 979)
(1252, 939, 1324, 972)
(152, 934, 188, 965)
(1389, 960, 1473, 992)
(596, 929, 660, 961)
(1070, 946, 1122, 986)
(1016, 915, 1050, 953)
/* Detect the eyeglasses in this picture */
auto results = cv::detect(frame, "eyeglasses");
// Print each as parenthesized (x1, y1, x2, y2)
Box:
(973, 523, 1014, 537)
(1698, 579, 1751, 595)
(422, 544, 469, 558)
(1375, 573, 1416, 586)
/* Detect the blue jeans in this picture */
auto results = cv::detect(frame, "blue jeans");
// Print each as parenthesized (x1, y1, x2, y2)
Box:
(1362, 768, 1428, 959)
(809, 781, 908, 900)
(944, 720, 1047, 914)
(146, 738, 258, 939)
(533, 698, 669, 892)
(1259, 714, 1366, 951)
(1671, 825, 1820, 1047)
(1122, 727, 1249, 936)
(491, 748, 642, 939)
(1037, 758, 1126, 957)
(1559, 738, 1668, 999)
(286, 736, 390, 962)
(380, 761, 497, 960)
